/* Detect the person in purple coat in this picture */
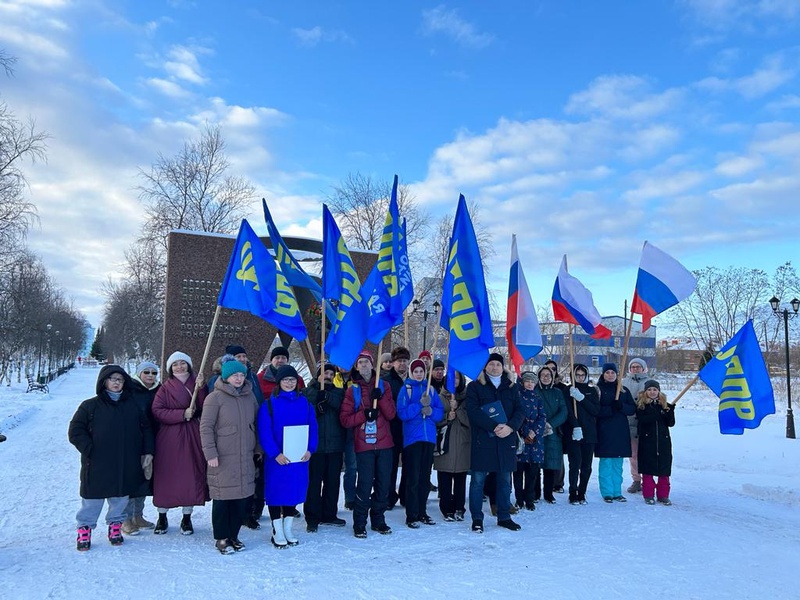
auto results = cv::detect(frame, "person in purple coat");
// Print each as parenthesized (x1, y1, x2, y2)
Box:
(258, 365, 318, 549)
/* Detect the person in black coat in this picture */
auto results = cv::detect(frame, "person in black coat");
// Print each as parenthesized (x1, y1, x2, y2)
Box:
(562, 364, 601, 505)
(594, 363, 636, 503)
(304, 363, 347, 531)
(635, 380, 676, 505)
(68, 364, 154, 551)
(465, 354, 525, 533)
(383, 346, 411, 509)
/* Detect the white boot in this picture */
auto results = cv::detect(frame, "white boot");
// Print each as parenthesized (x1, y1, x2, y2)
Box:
(271, 519, 287, 548)
(283, 516, 299, 546)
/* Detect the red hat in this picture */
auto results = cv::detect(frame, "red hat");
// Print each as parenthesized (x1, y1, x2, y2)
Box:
(357, 350, 374, 366)
(410, 359, 426, 373)
(419, 350, 432, 360)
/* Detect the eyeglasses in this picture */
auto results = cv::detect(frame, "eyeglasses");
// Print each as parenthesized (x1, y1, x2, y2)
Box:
(281, 377, 297, 383)
(141, 371, 157, 375)
(107, 377, 125, 383)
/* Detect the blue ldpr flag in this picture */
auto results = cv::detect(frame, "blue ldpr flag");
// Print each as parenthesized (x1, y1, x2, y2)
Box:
(698, 320, 775, 435)
(398, 218, 414, 312)
(439, 195, 494, 381)
(218, 220, 308, 341)
(322, 205, 368, 369)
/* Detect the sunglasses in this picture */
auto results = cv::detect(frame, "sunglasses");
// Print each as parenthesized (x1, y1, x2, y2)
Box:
(141, 371, 157, 375)
(107, 377, 125, 383)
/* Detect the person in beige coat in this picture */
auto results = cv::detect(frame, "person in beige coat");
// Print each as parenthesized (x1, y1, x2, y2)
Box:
(200, 360, 260, 554)
(433, 371, 470, 521)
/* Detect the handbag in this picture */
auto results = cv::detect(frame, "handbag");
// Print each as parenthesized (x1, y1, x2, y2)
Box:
(516, 432, 525, 455)
(434, 424, 451, 457)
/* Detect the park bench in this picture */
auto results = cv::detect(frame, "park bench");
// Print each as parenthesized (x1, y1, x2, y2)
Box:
(26, 375, 49, 394)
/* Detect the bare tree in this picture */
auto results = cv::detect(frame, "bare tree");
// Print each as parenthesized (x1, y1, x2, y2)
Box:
(0, 49, 17, 77)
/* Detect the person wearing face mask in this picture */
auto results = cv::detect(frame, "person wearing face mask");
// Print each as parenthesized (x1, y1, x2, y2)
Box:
(563, 364, 601, 505)
(594, 363, 636, 503)
(465, 354, 525, 533)
(121, 362, 161, 536)
(151, 351, 208, 535)
(68, 365, 154, 551)
(200, 358, 260, 554)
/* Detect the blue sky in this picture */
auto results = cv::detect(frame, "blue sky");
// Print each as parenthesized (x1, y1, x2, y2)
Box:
(1, 0, 799, 329)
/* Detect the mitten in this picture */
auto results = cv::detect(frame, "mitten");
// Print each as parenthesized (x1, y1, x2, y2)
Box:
(572, 427, 583, 441)
(543, 422, 553, 436)
(569, 387, 585, 401)
(370, 388, 382, 402)
(364, 408, 379, 421)
(612, 401, 622, 413)
(420, 394, 431, 406)
(316, 390, 327, 415)
(421, 406, 432, 417)
(141, 454, 154, 480)
(183, 407, 195, 421)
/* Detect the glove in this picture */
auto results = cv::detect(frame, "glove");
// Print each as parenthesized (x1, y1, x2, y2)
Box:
(543, 422, 553, 437)
(420, 394, 431, 407)
(569, 387, 585, 401)
(316, 390, 327, 415)
(612, 401, 622, 413)
(370, 388, 382, 402)
(183, 407, 195, 421)
(364, 408, 379, 421)
(421, 405, 432, 417)
(141, 454, 153, 480)
(572, 427, 583, 441)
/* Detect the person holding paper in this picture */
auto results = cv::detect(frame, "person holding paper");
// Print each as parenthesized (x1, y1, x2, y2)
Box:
(465, 354, 525, 533)
(257, 365, 318, 549)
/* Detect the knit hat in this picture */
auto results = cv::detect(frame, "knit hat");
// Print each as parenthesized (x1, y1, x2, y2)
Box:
(410, 359, 426, 373)
(316, 361, 337, 377)
(357, 350, 374, 366)
(419, 350, 432, 360)
(628, 357, 648, 373)
(221, 360, 247, 380)
(166, 351, 192, 372)
(487, 353, 504, 367)
(391, 346, 411, 361)
(644, 379, 661, 391)
(432, 359, 445, 370)
(601, 362, 618, 374)
(270, 346, 289, 360)
(136, 361, 159, 376)
(226, 344, 246, 357)
(380, 352, 393, 365)
(275, 364, 299, 383)
(521, 371, 537, 383)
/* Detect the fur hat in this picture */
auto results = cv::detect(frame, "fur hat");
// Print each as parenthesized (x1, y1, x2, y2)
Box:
(166, 351, 192, 372)
(487, 353, 504, 367)
(226, 344, 246, 357)
(275, 364, 299, 383)
(391, 346, 411, 361)
(221, 360, 247, 380)
(409, 359, 426, 373)
(601, 362, 618, 374)
(628, 357, 648, 373)
(644, 379, 661, 391)
(136, 361, 159, 376)
(270, 346, 289, 361)
(357, 350, 374, 366)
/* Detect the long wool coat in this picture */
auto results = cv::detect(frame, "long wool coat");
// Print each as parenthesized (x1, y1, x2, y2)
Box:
(594, 379, 636, 458)
(433, 386, 471, 473)
(200, 378, 259, 501)
(68, 365, 154, 499)
(151, 375, 209, 508)
(636, 401, 675, 476)
(537, 382, 568, 470)
(258, 389, 319, 506)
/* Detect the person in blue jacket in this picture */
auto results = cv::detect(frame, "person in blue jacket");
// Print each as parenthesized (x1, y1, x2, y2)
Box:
(258, 365, 318, 548)
(397, 359, 444, 528)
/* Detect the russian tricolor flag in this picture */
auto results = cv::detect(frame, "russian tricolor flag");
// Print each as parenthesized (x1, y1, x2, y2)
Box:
(552, 255, 612, 339)
(631, 241, 696, 332)
(506, 235, 542, 375)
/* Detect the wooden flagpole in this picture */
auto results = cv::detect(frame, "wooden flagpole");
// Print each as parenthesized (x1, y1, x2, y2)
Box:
(670, 375, 699, 406)
(616, 300, 634, 400)
(189, 304, 222, 412)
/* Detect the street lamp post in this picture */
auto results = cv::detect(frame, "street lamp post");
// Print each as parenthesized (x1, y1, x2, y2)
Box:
(412, 298, 440, 353)
(769, 296, 800, 440)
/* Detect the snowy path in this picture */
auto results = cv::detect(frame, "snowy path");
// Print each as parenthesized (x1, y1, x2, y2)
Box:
(1, 367, 799, 600)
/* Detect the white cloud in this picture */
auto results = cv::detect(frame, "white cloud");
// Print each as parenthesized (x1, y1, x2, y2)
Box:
(681, 0, 800, 31)
(146, 77, 192, 99)
(420, 5, 494, 48)
(163, 45, 208, 84)
(565, 75, 684, 120)
(715, 154, 765, 176)
(291, 26, 353, 47)
(696, 53, 797, 98)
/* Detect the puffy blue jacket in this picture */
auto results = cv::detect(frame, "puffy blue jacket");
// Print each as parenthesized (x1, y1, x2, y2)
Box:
(397, 378, 444, 447)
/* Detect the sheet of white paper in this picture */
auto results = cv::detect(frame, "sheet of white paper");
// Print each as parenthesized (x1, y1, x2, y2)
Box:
(283, 425, 309, 462)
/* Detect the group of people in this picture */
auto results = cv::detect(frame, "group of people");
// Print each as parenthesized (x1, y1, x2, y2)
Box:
(68, 345, 676, 552)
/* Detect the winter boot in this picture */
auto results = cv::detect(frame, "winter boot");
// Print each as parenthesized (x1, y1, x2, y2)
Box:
(283, 516, 299, 546)
(108, 522, 124, 546)
(76, 526, 92, 551)
(154, 512, 168, 534)
(627, 481, 642, 494)
(497, 519, 522, 531)
(657, 497, 672, 506)
(121, 519, 140, 536)
(244, 515, 261, 530)
(215, 539, 234, 555)
(645, 497, 656, 505)
(271, 519, 288, 548)
(230, 538, 245, 551)
(180, 514, 194, 535)
(134, 515, 155, 529)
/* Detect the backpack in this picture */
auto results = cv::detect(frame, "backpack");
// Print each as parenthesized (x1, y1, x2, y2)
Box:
(351, 379, 387, 410)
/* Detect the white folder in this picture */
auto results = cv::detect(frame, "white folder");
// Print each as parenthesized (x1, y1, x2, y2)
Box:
(283, 425, 309, 462)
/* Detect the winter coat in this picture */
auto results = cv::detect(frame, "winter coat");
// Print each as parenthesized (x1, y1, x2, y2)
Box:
(258, 389, 318, 506)
(594, 379, 636, 458)
(537, 382, 568, 470)
(340, 372, 396, 453)
(257, 365, 305, 398)
(397, 378, 444, 447)
(209, 367, 264, 407)
(517, 385, 546, 465)
(151, 375, 209, 508)
(465, 371, 525, 474)
(562, 382, 601, 445)
(304, 380, 346, 453)
(636, 401, 675, 476)
(68, 365, 154, 500)
(128, 376, 160, 498)
(200, 378, 259, 501)
(384, 368, 407, 449)
(433, 387, 470, 473)
(623, 372, 649, 439)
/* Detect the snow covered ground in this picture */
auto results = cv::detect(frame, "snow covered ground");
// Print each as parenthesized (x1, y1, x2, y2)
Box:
(1, 367, 798, 600)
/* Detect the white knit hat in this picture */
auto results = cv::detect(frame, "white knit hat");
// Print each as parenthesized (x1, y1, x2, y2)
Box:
(166, 351, 193, 372)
